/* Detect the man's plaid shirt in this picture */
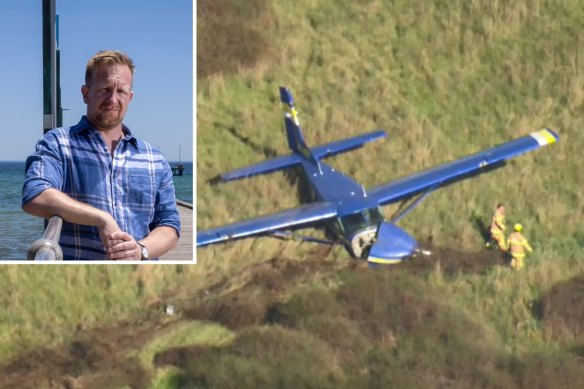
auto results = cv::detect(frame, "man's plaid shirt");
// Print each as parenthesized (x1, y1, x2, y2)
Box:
(22, 116, 180, 260)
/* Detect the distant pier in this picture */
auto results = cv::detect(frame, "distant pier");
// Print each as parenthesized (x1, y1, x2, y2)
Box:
(171, 164, 185, 176)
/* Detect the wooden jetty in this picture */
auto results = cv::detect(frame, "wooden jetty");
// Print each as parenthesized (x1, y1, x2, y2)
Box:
(161, 199, 194, 261)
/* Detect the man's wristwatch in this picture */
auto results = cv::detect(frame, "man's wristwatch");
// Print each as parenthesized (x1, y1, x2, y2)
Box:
(137, 242, 149, 260)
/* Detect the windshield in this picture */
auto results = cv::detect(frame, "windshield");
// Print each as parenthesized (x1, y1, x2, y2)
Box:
(340, 207, 385, 237)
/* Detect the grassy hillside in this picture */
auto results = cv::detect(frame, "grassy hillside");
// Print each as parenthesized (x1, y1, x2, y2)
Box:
(198, 0, 582, 252)
(0, 0, 583, 388)
(195, 0, 584, 386)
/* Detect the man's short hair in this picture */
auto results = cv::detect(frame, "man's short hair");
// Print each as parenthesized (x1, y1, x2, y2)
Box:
(85, 50, 135, 85)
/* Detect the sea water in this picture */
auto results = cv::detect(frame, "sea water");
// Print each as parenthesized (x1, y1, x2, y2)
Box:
(0, 161, 193, 260)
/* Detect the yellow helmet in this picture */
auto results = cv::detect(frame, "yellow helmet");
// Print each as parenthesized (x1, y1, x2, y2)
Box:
(514, 223, 523, 232)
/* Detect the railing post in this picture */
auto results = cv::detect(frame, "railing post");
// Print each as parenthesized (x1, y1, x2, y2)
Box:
(27, 216, 63, 260)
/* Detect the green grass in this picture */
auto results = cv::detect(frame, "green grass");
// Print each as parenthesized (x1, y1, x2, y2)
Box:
(0, 265, 144, 361)
(194, 0, 584, 385)
(148, 367, 188, 389)
(198, 0, 583, 259)
(138, 321, 235, 367)
(197, 0, 582, 251)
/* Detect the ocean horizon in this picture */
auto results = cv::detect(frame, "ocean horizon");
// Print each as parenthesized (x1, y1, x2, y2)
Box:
(0, 161, 193, 260)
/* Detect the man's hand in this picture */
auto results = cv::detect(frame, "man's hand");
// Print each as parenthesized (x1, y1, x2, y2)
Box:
(98, 214, 122, 249)
(98, 217, 141, 260)
(105, 231, 141, 260)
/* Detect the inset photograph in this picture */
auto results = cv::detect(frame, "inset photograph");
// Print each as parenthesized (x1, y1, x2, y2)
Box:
(2, 0, 193, 262)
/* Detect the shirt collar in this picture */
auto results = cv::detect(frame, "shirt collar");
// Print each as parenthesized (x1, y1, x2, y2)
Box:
(71, 116, 139, 149)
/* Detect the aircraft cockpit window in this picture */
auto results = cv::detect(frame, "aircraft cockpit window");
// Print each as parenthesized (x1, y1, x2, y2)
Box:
(341, 213, 366, 236)
(341, 208, 383, 236)
(364, 207, 384, 226)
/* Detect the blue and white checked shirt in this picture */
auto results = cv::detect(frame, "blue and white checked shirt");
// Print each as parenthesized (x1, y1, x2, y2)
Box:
(22, 116, 181, 260)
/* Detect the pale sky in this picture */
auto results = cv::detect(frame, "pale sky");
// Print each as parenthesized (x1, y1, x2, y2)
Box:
(0, 0, 193, 162)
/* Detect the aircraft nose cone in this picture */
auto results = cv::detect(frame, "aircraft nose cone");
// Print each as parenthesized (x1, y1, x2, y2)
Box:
(367, 222, 417, 265)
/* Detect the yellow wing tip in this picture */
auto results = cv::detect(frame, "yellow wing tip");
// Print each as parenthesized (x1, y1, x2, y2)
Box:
(531, 128, 557, 145)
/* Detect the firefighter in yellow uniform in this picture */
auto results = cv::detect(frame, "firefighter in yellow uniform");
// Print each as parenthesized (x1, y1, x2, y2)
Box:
(487, 203, 507, 251)
(507, 224, 533, 270)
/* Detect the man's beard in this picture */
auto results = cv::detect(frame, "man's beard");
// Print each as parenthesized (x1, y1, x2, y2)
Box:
(89, 110, 124, 130)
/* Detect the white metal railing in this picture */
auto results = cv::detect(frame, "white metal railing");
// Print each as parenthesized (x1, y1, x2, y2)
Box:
(27, 216, 63, 260)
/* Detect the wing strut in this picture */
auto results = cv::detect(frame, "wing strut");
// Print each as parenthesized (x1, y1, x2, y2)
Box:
(271, 231, 336, 245)
(390, 185, 437, 223)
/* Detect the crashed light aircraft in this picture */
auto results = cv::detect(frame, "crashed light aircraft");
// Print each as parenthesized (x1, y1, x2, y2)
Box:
(197, 87, 559, 265)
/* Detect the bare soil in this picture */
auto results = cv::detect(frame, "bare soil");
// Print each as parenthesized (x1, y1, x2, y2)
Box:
(538, 273, 584, 344)
(0, 318, 173, 389)
(401, 241, 508, 276)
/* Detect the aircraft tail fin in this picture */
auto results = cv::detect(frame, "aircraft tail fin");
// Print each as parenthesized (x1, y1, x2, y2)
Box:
(217, 87, 386, 183)
(279, 87, 320, 169)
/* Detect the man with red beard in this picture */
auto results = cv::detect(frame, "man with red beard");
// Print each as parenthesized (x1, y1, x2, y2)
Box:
(22, 50, 180, 260)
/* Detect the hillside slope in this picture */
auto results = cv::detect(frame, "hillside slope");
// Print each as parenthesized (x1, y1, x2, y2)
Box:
(195, 0, 584, 386)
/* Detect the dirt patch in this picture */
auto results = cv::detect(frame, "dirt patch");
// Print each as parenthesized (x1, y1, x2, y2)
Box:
(0, 318, 173, 389)
(402, 242, 508, 277)
(193, 242, 504, 321)
(538, 273, 584, 344)
(197, 0, 278, 79)
(183, 255, 339, 330)
(153, 344, 210, 369)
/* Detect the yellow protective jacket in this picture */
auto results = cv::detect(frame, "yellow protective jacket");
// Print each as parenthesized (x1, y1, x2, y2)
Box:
(507, 232, 533, 258)
(490, 209, 506, 234)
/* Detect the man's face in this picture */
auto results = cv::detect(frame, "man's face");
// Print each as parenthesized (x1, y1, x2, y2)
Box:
(82, 64, 134, 131)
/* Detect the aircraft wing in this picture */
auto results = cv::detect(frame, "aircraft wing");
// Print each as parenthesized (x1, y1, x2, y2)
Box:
(368, 129, 559, 206)
(197, 201, 338, 246)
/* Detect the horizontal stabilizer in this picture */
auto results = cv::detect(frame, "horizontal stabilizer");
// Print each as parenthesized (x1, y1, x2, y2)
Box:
(220, 130, 386, 182)
(368, 129, 559, 206)
(197, 201, 338, 246)
(221, 154, 303, 182)
(312, 130, 386, 159)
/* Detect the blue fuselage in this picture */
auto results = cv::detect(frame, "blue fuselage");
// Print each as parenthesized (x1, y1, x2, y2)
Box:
(298, 159, 414, 260)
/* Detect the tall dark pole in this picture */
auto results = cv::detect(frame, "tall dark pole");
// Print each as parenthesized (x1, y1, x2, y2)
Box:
(41, 0, 61, 230)
(42, 0, 61, 133)
(56, 15, 62, 127)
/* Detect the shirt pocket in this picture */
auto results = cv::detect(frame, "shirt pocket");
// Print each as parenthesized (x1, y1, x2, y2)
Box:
(128, 174, 156, 207)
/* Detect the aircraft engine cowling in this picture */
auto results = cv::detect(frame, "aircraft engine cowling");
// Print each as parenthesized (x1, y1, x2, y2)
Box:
(367, 222, 417, 265)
